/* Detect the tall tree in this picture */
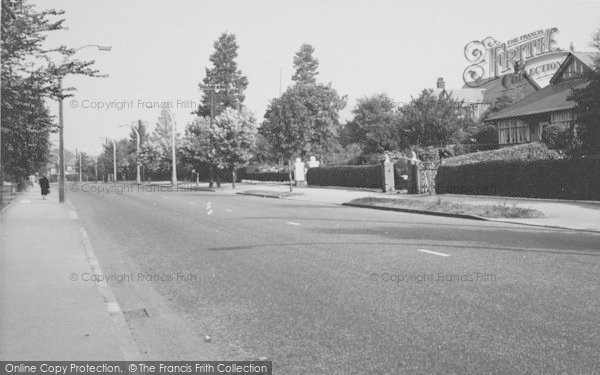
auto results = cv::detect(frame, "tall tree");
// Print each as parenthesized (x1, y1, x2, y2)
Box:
(292, 43, 319, 84)
(344, 93, 404, 154)
(196, 33, 248, 117)
(140, 109, 180, 176)
(210, 108, 258, 188)
(400, 89, 473, 147)
(261, 83, 346, 190)
(568, 25, 600, 155)
(181, 116, 213, 170)
(1, 0, 100, 192)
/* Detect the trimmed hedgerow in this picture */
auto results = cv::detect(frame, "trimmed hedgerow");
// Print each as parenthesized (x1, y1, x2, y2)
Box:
(243, 172, 290, 182)
(441, 142, 560, 167)
(306, 165, 382, 189)
(436, 158, 600, 200)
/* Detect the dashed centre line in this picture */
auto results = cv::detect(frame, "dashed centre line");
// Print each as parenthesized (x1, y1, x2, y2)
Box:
(417, 249, 450, 257)
(286, 221, 301, 226)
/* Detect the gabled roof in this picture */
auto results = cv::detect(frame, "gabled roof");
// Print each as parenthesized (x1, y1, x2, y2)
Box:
(549, 51, 599, 85)
(484, 78, 587, 121)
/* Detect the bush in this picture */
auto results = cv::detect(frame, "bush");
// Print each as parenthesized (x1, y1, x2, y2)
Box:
(243, 172, 290, 182)
(442, 142, 561, 167)
(436, 158, 600, 200)
(306, 165, 382, 189)
(473, 124, 498, 145)
(542, 123, 571, 150)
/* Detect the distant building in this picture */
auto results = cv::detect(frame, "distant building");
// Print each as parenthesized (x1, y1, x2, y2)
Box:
(484, 52, 599, 145)
(433, 72, 539, 121)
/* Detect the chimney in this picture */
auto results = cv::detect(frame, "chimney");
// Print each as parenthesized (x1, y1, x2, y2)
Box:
(436, 77, 445, 89)
(570, 42, 574, 52)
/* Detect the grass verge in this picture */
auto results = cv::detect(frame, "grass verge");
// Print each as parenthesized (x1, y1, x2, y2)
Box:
(349, 197, 545, 219)
(237, 190, 302, 198)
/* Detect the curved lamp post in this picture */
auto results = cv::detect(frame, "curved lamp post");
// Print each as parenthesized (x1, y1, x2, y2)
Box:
(58, 44, 111, 202)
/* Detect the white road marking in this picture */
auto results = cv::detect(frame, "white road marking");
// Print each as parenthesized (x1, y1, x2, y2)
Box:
(207, 210, 213, 215)
(417, 249, 450, 257)
(20, 200, 31, 204)
(225, 209, 232, 212)
(286, 221, 301, 226)
(69, 211, 79, 220)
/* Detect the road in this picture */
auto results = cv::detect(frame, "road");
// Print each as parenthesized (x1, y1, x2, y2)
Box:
(68, 183, 600, 374)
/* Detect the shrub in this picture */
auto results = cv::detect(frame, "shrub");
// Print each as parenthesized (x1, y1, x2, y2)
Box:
(441, 142, 561, 167)
(306, 165, 382, 189)
(436, 158, 600, 200)
(542, 123, 571, 150)
(473, 125, 498, 145)
(243, 172, 290, 182)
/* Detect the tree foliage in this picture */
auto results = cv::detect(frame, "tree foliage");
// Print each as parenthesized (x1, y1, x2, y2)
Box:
(139, 109, 180, 175)
(1, 0, 99, 184)
(292, 43, 319, 84)
(568, 26, 600, 155)
(210, 108, 257, 187)
(261, 82, 346, 160)
(400, 89, 474, 147)
(196, 33, 248, 117)
(181, 116, 213, 167)
(344, 93, 404, 153)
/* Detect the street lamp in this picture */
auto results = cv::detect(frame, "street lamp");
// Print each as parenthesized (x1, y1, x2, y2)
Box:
(58, 44, 111, 203)
(163, 108, 178, 186)
(119, 123, 141, 184)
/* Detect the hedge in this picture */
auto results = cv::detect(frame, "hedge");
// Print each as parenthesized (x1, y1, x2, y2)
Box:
(243, 172, 290, 182)
(441, 142, 560, 167)
(306, 165, 382, 189)
(436, 158, 600, 200)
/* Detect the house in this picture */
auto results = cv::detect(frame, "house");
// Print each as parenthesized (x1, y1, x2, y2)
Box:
(434, 71, 539, 121)
(484, 52, 599, 145)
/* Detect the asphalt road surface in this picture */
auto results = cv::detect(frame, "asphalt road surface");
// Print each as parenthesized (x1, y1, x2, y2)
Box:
(68, 183, 600, 374)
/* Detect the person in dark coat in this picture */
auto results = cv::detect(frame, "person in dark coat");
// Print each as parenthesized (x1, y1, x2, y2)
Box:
(39, 175, 50, 199)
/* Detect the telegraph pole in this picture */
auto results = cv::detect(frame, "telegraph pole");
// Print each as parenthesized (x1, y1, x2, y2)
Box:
(199, 83, 225, 188)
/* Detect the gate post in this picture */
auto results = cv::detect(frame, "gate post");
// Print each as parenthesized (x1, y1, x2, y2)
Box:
(380, 156, 395, 192)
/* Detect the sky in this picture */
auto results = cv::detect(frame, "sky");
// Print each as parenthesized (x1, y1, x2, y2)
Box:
(39, 0, 600, 155)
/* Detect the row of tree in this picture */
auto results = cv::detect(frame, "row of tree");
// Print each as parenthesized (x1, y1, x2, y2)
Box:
(94, 27, 600, 188)
(4, 0, 599, 191)
(1, 0, 100, 191)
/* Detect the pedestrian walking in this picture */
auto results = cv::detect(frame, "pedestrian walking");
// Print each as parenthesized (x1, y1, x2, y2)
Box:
(39, 175, 50, 199)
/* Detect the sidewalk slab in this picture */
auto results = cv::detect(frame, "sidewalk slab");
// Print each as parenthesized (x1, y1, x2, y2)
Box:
(0, 190, 125, 360)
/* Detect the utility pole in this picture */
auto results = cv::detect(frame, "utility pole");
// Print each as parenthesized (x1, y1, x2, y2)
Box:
(77, 148, 82, 183)
(199, 83, 225, 188)
(56, 44, 111, 203)
(120, 122, 142, 184)
(58, 77, 65, 202)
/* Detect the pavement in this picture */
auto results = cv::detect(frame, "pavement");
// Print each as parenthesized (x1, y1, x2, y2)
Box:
(173, 181, 600, 233)
(0, 186, 135, 360)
